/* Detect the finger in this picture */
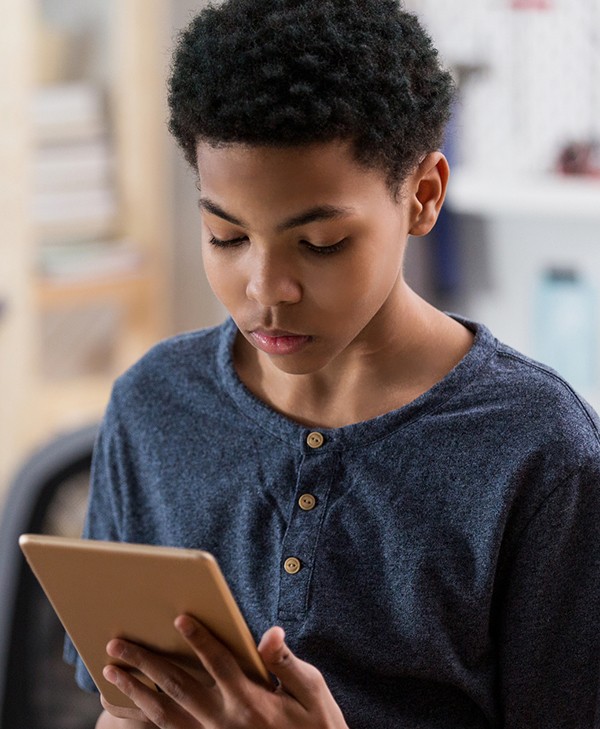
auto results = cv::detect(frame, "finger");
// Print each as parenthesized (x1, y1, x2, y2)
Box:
(175, 615, 246, 688)
(106, 639, 215, 718)
(103, 664, 198, 729)
(258, 626, 328, 708)
(99, 694, 150, 723)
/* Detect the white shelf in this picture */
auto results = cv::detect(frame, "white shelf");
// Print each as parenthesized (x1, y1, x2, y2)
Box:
(446, 168, 600, 219)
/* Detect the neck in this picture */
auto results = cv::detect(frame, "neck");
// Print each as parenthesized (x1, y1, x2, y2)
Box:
(233, 290, 473, 429)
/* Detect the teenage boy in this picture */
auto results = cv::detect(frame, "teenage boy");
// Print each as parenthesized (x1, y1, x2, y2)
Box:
(66, 1, 600, 727)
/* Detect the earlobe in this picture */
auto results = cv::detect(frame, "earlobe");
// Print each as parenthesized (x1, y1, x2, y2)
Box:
(408, 152, 449, 237)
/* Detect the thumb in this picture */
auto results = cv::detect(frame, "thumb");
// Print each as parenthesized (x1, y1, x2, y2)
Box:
(258, 626, 324, 705)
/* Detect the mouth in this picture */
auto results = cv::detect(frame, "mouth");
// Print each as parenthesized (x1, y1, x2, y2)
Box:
(249, 329, 313, 356)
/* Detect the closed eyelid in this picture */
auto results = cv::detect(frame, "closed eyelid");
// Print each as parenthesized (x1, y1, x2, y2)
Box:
(203, 216, 247, 240)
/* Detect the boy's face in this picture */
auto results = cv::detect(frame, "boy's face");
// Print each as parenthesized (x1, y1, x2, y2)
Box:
(196, 139, 424, 376)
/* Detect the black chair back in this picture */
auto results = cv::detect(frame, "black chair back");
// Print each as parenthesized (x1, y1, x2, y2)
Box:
(0, 424, 101, 729)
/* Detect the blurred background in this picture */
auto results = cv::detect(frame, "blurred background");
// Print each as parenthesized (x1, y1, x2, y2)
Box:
(0, 1, 599, 726)
(1, 0, 600, 502)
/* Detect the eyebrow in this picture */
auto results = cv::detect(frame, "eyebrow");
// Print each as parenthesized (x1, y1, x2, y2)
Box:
(198, 198, 356, 232)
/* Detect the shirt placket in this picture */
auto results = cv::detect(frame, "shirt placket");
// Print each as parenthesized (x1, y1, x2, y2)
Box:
(277, 430, 337, 622)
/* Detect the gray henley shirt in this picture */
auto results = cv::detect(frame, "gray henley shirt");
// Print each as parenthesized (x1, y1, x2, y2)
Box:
(65, 316, 600, 728)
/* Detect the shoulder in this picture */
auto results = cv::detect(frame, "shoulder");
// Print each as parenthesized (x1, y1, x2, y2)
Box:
(457, 326, 600, 562)
(109, 320, 234, 415)
(447, 318, 600, 481)
(127, 322, 223, 372)
(494, 339, 599, 431)
(475, 332, 600, 468)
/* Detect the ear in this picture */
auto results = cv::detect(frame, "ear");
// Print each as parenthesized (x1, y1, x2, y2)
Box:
(407, 152, 449, 237)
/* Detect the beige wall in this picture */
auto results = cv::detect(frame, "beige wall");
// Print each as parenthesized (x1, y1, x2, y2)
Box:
(33, 0, 225, 334)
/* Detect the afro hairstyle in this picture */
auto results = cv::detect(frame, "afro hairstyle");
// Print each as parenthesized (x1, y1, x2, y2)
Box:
(168, 0, 455, 190)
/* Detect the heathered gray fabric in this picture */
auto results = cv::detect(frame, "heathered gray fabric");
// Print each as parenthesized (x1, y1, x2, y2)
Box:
(65, 317, 600, 728)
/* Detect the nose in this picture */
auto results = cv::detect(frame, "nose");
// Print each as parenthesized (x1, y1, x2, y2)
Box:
(245, 249, 302, 306)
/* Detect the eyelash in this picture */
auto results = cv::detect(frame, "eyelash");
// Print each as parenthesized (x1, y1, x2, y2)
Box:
(303, 239, 347, 255)
(208, 235, 348, 256)
(208, 235, 247, 249)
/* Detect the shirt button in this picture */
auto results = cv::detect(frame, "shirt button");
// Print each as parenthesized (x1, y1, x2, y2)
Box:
(298, 493, 317, 511)
(306, 431, 324, 449)
(284, 557, 302, 575)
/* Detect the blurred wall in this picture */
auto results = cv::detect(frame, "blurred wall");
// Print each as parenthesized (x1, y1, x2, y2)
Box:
(169, 1, 226, 334)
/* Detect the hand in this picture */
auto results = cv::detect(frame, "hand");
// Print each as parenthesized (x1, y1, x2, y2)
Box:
(101, 615, 349, 729)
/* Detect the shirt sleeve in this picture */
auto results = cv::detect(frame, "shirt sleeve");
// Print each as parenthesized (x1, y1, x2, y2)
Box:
(63, 397, 126, 693)
(497, 459, 600, 727)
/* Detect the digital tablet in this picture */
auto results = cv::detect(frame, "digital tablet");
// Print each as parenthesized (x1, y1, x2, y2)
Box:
(19, 534, 271, 708)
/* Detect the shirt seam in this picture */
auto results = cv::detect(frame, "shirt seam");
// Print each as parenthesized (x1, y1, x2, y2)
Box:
(497, 349, 600, 449)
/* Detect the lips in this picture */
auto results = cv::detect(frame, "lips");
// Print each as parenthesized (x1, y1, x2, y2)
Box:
(249, 329, 312, 356)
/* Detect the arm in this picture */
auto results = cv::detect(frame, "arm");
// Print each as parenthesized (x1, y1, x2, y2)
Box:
(497, 464, 600, 727)
(100, 618, 349, 729)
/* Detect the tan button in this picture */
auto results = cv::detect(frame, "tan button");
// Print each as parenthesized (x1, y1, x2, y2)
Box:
(307, 431, 324, 449)
(298, 493, 317, 511)
(284, 557, 302, 575)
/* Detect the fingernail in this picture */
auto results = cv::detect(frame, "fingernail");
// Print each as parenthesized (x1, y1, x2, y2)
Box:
(106, 639, 124, 658)
(103, 666, 119, 684)
(175, 615, 196, 637)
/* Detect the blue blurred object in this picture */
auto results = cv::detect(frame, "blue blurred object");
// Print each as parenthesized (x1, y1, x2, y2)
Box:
(534, 267, 597, 391)
(430, 98, 462, 297)
(430, 208, 461, 296)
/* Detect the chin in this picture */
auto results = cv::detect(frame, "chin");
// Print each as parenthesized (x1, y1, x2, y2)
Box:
(265, 353, 331, 376)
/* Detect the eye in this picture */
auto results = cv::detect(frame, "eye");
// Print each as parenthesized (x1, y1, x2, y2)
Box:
(301, 238, 348, 256)
(208, 234, 248, 249)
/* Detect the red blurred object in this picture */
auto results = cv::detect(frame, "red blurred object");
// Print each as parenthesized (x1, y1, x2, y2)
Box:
(556, 141, 600, 177)
(510, 0, 553, 9)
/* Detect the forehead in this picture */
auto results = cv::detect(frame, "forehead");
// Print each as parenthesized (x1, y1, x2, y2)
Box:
(195, 140, 395, 219)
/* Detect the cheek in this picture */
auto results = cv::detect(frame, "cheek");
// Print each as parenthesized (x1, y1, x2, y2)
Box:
(313, 245, 403, 312)
(202, 247, 238, 305)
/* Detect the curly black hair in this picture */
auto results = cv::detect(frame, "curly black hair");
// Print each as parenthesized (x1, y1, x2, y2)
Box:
(168, 0, 454, 190)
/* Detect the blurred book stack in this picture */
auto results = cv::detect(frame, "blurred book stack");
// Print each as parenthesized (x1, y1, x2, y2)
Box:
(31, 80, 144, 381)
(32, 81, 142, 282)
